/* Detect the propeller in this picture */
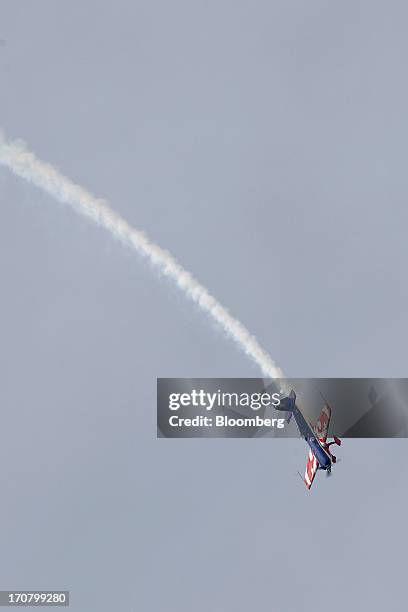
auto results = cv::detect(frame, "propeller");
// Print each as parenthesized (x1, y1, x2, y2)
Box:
(326, 458, 342, 476)
(296, 470, 305, 482)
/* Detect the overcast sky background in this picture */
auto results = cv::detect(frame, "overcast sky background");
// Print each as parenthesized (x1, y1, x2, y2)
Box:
(0, 2, 407, 610)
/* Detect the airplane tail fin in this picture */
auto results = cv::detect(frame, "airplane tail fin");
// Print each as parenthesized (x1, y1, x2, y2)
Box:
(276, 389, 296, 423)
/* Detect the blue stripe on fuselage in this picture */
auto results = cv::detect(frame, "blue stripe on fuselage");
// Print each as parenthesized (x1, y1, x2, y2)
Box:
(307, 437, 331, 470)
(292, 406, 314, 438)
(292, 406, 331, 470)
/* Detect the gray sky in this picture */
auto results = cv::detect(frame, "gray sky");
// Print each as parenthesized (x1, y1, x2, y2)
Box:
(0, 1, 407, 610)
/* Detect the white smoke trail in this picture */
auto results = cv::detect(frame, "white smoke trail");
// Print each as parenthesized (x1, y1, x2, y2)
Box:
(0, 133, 284, 379)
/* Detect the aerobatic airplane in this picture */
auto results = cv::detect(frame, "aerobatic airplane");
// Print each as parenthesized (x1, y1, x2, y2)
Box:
(277, 390, 341, 489)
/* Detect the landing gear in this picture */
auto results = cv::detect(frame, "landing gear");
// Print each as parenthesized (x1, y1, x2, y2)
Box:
(327, 438, 341, 450)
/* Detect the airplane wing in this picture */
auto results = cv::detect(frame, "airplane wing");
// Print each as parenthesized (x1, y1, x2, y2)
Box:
(314, 403, 331, 443)
(304, 449, 319, 489)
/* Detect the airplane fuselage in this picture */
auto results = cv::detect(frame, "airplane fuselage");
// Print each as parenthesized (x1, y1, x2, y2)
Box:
(291, 405, 332, 471)
(276, 391, 335, 478)
(306, 436, 331, 471)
